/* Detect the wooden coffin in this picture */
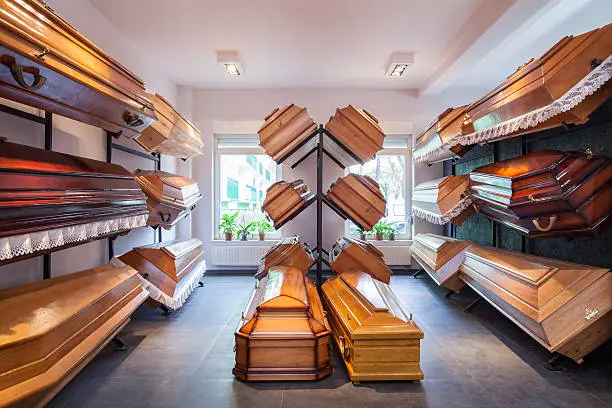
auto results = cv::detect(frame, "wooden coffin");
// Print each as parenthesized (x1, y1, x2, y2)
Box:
(135, 94, 203, 160)
(459, 24, 612, 146)
(134, 170, 202, 230)
(321, 271, 424, 382)
(330, 237, 392, 284)
(412, 175, 474, 226)
(262, 180, 316, 229)
(0, 140, 148, 265)
(258, 104, 318, 164)
(0, 263, 148, 408)
(411, 234, 471, 292)
(327, 173, 386, 231)
(413, 106, 472, 164)
(469, 150, 612, 238)
(0, 0, 156, 138)
(459, 245, 611, 363)
(118, 238, 206, 310)
(255, 236, 315, 280)
(233, 266, 331, 381)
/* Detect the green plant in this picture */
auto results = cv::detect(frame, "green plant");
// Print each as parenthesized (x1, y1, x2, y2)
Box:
(219, 212, 239, 233)
(371, 221, 390, 233)
(255, 220, 274, 234)
(236, 221, 257, 236)
(386, 224, 397, 240)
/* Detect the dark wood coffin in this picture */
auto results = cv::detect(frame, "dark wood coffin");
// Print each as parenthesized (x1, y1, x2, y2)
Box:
(135, 94, 203, 160)
(262, 180, 316, 229)
(322, 271, 424, 382)
(413, 106, 472, 164)
(411, 234, 471, 292)
(134, 170, 202, 230)
(233, 265, 331, 381)
(469, 150, 612, 238)
(118, 238, 206, 310)
(0, 263, 148, 408)
(327, 173, 386, 231)
(0, 140, 148, 265)
(330, 237, 392, 284)
(412, 175, 474, 226)
(255, 236, 315, 280)
(460, 245, 611, 363)
(0, 0, 156, 138)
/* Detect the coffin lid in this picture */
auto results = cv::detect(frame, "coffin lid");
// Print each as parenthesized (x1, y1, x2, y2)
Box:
(413, 106, 469, 164)
(336, 173, 385, 201)
(136, 238, 202, 261)
(149, 93, 202, 141)
(135, 170, 198, 190)
(471, 150, 565, 182)
(414, 175, 468, 197)
(414, 233, 467, 252)
(258, 104, 309, 132)
(416, 106, 468, 144)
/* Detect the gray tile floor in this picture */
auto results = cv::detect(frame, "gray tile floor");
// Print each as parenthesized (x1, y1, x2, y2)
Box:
(49, 274, 612, 408)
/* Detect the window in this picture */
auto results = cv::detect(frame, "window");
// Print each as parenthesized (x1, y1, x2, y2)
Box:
(266, 170, 271, 182)
(259, 190, 264, 201)
(247, 185, 257, 202)
(246, 154, 257, 167)
(258, 163, 263, 175)
(226, 178, 239, 200)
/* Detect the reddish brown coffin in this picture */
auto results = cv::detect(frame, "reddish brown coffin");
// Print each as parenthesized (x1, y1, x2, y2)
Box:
(469, 150, 612, 238)
(262, 180, 316, 229)
(327, 174, 386, 231)
(0, 140, 148, 265)
(233, 266, 331, 381)
(330, 237, 392, 284)
(413, 106, 472, 164)
(255, 236, 315, 280)
(0, 0, 156, 138)
(412, 175, 474, 226)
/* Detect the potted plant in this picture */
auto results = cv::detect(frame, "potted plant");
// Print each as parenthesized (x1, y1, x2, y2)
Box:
(255, 220, 274, 241)
(372, 221, 389, 241)
(236, 221, 256, 241)
(219, 212, 239, 241)
(357, 227, 367, 241)
(386, 225, 396, 241)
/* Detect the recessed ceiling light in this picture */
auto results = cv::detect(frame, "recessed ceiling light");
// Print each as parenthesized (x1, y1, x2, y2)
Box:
(217, 50, 244, 77)
(386, 53, 414, 78)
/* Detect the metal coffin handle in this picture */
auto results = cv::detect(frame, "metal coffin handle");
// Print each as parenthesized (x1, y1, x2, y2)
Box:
(123, 111, 145, 128)
(6, 58, 47, 91)
(532, 215, 558, 232)
(338, 336, 351, 361)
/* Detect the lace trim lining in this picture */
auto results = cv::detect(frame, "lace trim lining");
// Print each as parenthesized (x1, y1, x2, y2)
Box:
(411, 196, 473, 225)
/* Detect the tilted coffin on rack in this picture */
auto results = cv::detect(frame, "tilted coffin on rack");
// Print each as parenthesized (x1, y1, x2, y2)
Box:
(459, 245, 611, 363)
(326, 173, 386, 231)
(411, 234, 471, 292)
(321, 271, 424, 382)
(135, 93, 203, 160)
(134, 170, 202, 230)
(255, 236, 315, 280)
(0, 0, 156, 138)
(469, 150, 612, 238)
(330, 237, 392, 284)
(233, 266, 331, 381)
(262, 180, 316, 229)
(0, 141, 148, 264)
(118, 238, 206, 310)
(0, 263, 148, 408)
(412, 175, 474, 226)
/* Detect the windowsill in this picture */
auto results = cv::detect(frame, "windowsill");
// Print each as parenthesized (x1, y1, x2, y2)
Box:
(210, 239, 279, 245)
(363, 239, 413, 246)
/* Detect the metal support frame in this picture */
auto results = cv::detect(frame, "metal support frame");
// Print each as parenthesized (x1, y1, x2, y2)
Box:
(112, 337, 127, 351)
(463, 297, 482, 313)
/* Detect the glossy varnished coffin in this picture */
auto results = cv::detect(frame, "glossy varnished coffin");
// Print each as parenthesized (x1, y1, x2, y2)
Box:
(321, 271, 424, 382)
(0, 0, 156, 137)
(262, 180, 315, 229)
(0, 263, 148, 408)
(233, 266, 331, 381)
(327, 174, 386, 231)
(255, 236, 315, 280)
(330, 237, 392, 284)
(412, 175, 474, 226)
(413, 106, 471, 164)
(459, 245, 611, 363)
(469, 150, 612, 238)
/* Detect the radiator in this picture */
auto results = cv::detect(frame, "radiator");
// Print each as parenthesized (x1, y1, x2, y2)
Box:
(207, 245, 271, 267)
(372, 244, 412, 267)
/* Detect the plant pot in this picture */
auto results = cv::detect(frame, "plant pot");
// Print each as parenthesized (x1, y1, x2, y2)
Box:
(388, 233, 395, 241)
(240, 233, 249, 241)
(224, 232, 233, 241)
(258, 233, 265, 241)
(375, 232, 383, 241)
(359, 234, 366, 240)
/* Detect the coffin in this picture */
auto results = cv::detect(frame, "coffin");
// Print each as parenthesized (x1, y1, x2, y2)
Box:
(412, 175, 474, 226)
(411, 234, 471, 292)
(233, 266, 331, 381)
(118, 238, 206, 310)
(321, 271, 424, 382)
(0, 140, 148, 265)
(326, 174, 386, 231)
(413, 106, 472, 164)
(330, 237, 392, 284)
(0, 263, 148, 408)
(262, 180, 316, 229)
(258, 104, 318, 164)
(134, 170, 202, 230)
(457, 24, 612, 147)
(255, 236, 315, 280)
(0, 0, 156, 138)
(135, 94, 203, 159)
(459, 245, 611, 363)
(469, 150, 612, 238)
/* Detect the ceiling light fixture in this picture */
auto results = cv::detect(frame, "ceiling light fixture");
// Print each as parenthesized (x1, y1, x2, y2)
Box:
(386, 53, 414, 78)
(217, 50, 243, 77)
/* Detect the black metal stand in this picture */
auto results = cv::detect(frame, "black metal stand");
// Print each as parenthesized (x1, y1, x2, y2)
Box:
(198, 281, 204, 287)
(545, 353, 564, 372)
(159, 305, 171, 316)
(112, 336, 127, 351)
(412, 269, 423, 279)
(444, 290, 454, 299)
(463, 297, 483, 313)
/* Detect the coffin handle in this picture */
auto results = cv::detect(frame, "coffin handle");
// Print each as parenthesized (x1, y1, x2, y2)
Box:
(264, 107, 280, 121)
(8, 59, 47, 91)
(160, 213, 172, 223)
(123, 111, 145, 128)
(532, 215, 558, 232)
(362, 108, 379, 124)
(338, 336, 351, 361)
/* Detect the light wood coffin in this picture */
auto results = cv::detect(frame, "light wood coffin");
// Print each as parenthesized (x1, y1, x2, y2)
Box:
(412, 175, 474, 226)
(134, 170, 202, 230)
(233, 266, 331, 381)
(321, 271, 424, 382)
(0, 0, 156, 138)
(0, 140, 148, 265)
(255, 236, 315, 280)
(327, 173, 386, 231)
(330, 237, 392, 284)
(119, 238, 206, 310)
(413, 106, 472, 164)
(469, 150, 612, 238)
(258, 104, 318, 164)
(411, 234, 471, 292)
(135, 93, 203, 160)
(459, 245, 611, 363)
(0, 263, 148, 408)
(262, 180, 316, 229)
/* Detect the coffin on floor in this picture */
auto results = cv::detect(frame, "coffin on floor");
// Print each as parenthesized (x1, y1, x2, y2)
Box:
(321, 271, 424, 382)
(412, 175, 474, 226)
(330, 237, 392, 284)
(255, 236, 315, 280)
(459, 245, 611, 363)
(413, 106, 472, 164)
(0, 263, 148, 408)
(262, 180, 316, 229)
(326, 174, 386, 231)
(233, 266, 331, 381)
